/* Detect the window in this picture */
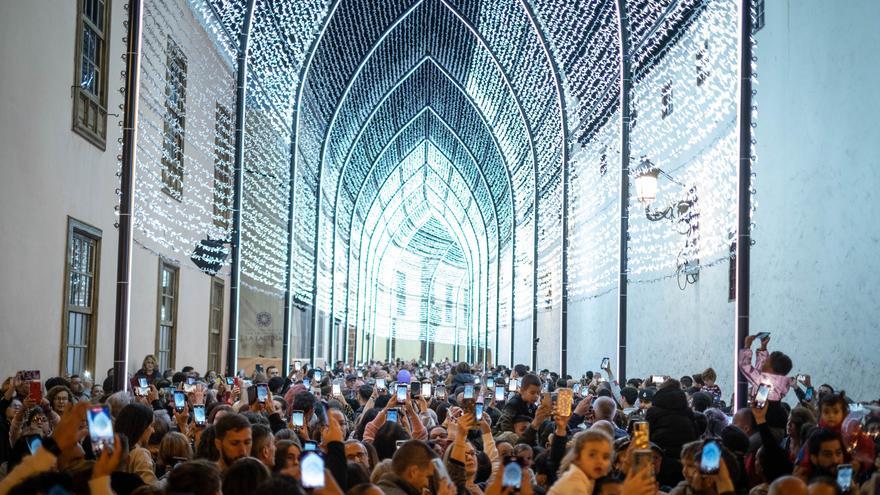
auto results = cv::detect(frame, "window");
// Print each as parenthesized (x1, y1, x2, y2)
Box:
(207, 278, 224, 373)
(62, 219, 101, 376)
(752, 0, 765, 33)
(156, 261, 179, 371)
(661, 80, 674, 119)
(162, 37, 187, 200)
(213, 104, 233, 230)
(72, 0, 111, 148)
(696, 40, 710, 86)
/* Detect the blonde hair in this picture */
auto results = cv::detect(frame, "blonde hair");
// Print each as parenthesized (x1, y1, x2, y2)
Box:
(559, 429, 613, 475)
(370, 458, 394, 484)
(159, 432, 193, 467)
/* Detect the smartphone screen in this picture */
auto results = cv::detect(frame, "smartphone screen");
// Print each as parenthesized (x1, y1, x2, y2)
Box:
(804, 387, 814, 402)
(303, 440, 318, 452)
(436, 386, 446, 399)
(387, 409, 399, 422)
(294, 361, 302, 371)
(508, 379, 518, 392)
(476, 403, 484, 421)
(572, 383, 581, 395)
(257, 384, 269, 403)
(474, 376, 481, 386)
(755, 384, 771, 408)
(652, 375, 665, 385)
(87, 406, 114, 455)
(464, 383, 475, 399)
(395, 440, 406, 450)
(754, 331, 770, 341)
(173, 391, 186, 412)
(300, 451, 325, 488)
(292, 410, 305, 427)
(700, 440, 721, 475)
(633, 421, 650, 450)
(184, 376, 196, 393)
(601, 357, 610, 369)
(193, 405, 206, 426)
(502, 457, 523, 489)
(377, 378, 386, 390)
(25, 434, 42, 455)
(225, 376, 234, 386)
(314, 370, 323, 382)
(397, 384, 407, 403)
(836, 464, 852, 492)
(138, 377, 148, 388)
(255, 364, 263, 374)
(332, 383, 342, 396)
(357, 370, 363, 378)
(633, 449, 654, 476)
(487, 377, 495, 389)
(494, 385, 505, 401)
(29, 381, 42, 402)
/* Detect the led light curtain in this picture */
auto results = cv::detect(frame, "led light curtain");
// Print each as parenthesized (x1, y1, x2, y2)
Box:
(136, 0, 751, 368)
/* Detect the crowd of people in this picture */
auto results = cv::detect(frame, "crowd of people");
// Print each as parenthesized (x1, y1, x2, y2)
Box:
(0, 334, 877, 495)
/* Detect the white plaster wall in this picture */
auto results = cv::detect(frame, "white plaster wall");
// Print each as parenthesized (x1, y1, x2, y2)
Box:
(513, 318, 532, 368)
(0, 0, 125, 380)
(0, 0, 230, 383)
(566, 292, 618, 379)
(536, 308, 561, 373)
(750, 0, 880, 401)
(626, 263, 734, 395)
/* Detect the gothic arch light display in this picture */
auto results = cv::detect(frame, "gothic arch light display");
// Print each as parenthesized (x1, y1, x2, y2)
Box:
(130, 0, 751, 375)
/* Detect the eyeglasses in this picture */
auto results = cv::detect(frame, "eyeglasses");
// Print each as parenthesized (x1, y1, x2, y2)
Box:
(32, 416, 48, 424)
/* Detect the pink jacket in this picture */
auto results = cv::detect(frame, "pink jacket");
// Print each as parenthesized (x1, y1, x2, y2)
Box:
(738, 348, 791, 401)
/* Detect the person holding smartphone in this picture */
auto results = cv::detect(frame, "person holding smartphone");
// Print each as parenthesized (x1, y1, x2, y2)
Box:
(362, 392, 427, 444)
(673, 439, 737, 495)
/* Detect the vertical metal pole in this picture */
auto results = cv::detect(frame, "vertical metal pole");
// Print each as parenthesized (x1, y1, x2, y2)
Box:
(615, 0, 631, 384)
(113, 0, 143, 393)
(281, 134, 295, 375)
(735, 0, 753, 410)
(225, 0, 256, 377)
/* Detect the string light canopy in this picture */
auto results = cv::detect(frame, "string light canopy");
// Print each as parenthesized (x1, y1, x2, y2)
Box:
(126, 0, 752, 365)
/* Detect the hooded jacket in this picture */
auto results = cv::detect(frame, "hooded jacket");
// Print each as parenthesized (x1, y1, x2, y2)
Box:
(646, 385, 699, 487)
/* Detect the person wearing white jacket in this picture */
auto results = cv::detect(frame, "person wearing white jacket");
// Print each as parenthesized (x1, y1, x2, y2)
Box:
(548, 429, 614, 495)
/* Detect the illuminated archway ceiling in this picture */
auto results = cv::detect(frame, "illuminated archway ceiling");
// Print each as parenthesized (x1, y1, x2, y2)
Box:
(199, 0, 709, 311)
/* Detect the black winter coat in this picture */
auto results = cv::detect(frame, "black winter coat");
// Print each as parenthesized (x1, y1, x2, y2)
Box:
(646, 385, 699, 487)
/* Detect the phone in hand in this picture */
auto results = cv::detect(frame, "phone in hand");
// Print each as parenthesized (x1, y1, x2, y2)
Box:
(19, 370, 40, 381)
(411, 381, 421, 398)
(292, 410, 305, 428)
(300, 451, 325, 488)
(556, 388, 573, 417)
(303, 440, 318, 452)
(193, 405, 206, 426)
(314, 370, 323, 382)
(804, 386, 815, 402)
(87, 406, 114, 455)
(494, 385, 505, 401)
(303, 378, 311, 389)
(601, 357, 610, 369)
(632, 449, 655, 477)
(422, 382, 432, 398)
(633, 421, 650, 450)
(754, 331, 770, 341)
(376, 378, 386, 391)
(29, 381, 42, 403)
(508, 379, 519, 392)
(435, 386, 446, 400)
(294, 361, 302, 371)
(332, 382, 342, 396)
(137, 377, 149, 396)
(651, 375, 665, 385)
(836, 464, 852, 493)
(463, 382, 475, 400)
(387, 408, 399, 422)
(754, 383, 771, 409)
(502, 456, 523, 489)
(700, 439, 721, 475)
(255, 363, 264, 374)
(487, 377, 495, 389)
(184, 376, 196, 393)
(256, 383, 269, 403)
(24, 434, 42, 455)
(395, 440, 407, 450)
(475, 402, 484, 421)
(397, 383, 408, 403)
